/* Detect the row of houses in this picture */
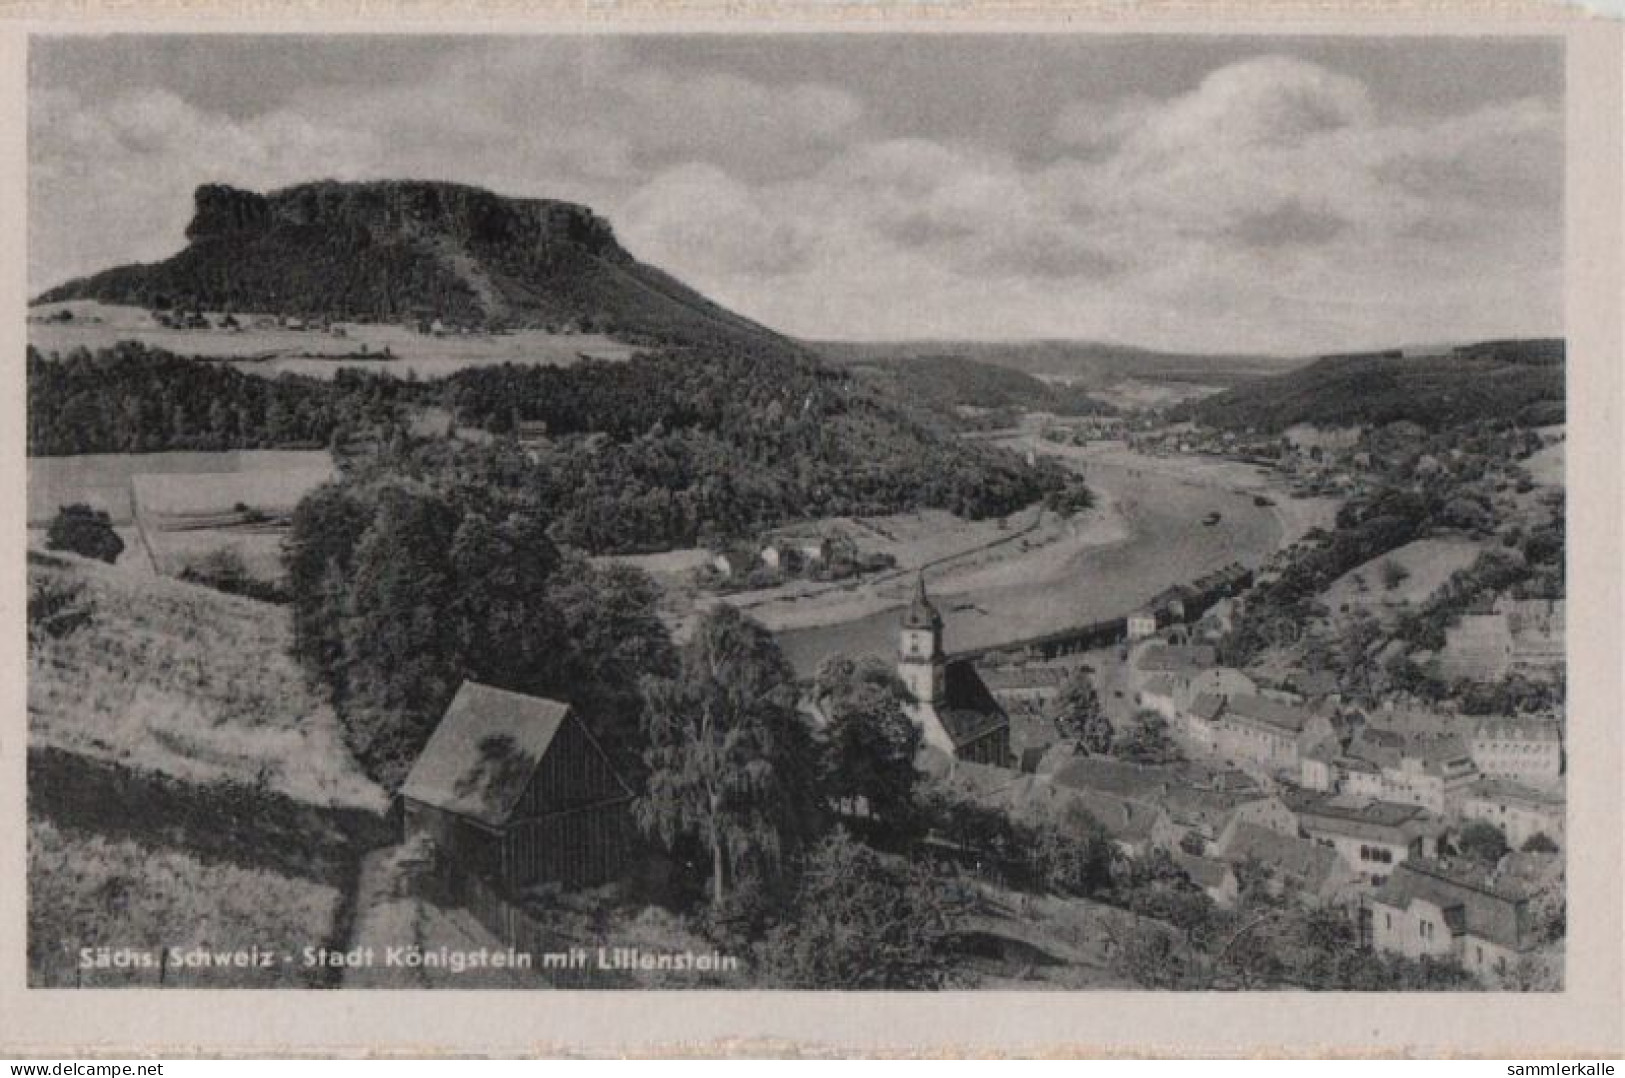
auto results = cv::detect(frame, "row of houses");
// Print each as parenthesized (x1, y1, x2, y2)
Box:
(1366, 857, 1554, 979)
(710, 533, 872, 580)
(1125, 638, 1563, 805)
(931, 743, 1554, 981)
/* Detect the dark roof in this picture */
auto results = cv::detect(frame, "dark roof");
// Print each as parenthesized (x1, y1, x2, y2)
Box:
(1137, 644, 1218, 674)
(1466, 777, 1564, 808)
(978, 665, 1069, 692)
(1174, 852, 1235, 891)
(1370, 861, 1534, 951)
(1140, 674, 1180, 699)
(1161, 786, 1258, 832)
(1223, 694, 1316, 734)
(902, 575, 943, 632)
(1471, 716, 1562, 743)
(936, 659, 1009, 747)
(1062, 788, 1160, 844)
(1051, 756, 1174, 801)
(1189, 693, 1227, 722)
(1287, 670, 1341, 697)
(1220, 822, 1341, 893)
(1292, 794, 1435, 842)
(401, 682, 572, 827)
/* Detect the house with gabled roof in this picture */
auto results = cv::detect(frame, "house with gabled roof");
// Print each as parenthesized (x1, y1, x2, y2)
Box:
(1461, 778, 1565, 850)
(1197, 692, 1338, 780)
(1367, 859, 1540, 980)
(1289, 792, 1443, 886)
(1215, 821, 1356, 905)
(1174, 852, 1239, 909)
(1470, 715, 1563, 788)
(401, 681, 636, 893)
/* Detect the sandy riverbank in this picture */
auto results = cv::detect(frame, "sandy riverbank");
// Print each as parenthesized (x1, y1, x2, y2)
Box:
(776, 445, 1306, 674)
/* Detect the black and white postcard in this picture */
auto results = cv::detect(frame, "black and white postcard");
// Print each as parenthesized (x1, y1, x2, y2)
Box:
(3, 4, 1621, 1059)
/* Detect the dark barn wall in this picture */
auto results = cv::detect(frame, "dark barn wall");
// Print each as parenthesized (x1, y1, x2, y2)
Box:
(403, 798, 503, 882)
(502, 800, 637, 890)
(514, 716, 626, 817)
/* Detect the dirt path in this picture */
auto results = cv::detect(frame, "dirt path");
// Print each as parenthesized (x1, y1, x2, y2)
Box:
(342, 847, 540, 989)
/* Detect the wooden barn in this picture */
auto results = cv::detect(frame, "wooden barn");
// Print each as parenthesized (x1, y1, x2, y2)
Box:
(400, 681, 637, 893)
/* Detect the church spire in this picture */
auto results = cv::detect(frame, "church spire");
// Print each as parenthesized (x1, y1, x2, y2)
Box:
(903, 573, 943, 632)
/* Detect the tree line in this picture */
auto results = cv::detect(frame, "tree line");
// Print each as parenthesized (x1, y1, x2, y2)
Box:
(30, 343, 1085, 555)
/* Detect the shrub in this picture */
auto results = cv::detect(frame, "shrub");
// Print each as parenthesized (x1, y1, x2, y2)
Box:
(45, 504, 124, 564)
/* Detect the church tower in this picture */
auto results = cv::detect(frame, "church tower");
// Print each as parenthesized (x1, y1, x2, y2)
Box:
(898, 575, 946, 706)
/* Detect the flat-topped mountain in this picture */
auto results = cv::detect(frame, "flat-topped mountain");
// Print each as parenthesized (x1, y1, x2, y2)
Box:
(37, 180, 789, 353)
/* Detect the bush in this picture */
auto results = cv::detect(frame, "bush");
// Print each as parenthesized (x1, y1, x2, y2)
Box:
(1455, 821, 1510, 866)
(45, 504, 124, 564)
(761, 830, 956, 989)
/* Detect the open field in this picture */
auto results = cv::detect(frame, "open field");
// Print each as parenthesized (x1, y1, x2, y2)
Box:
(29, 552, 386, 812)
(1078, 378, 1226, 412)
(29, 300, 640, 381)
(1320, 538, 1486, 622)
(1522, 437, 1564, 488)
(28, 449, 333, 528)
(27, 816, 345, 988)
(30, 449, 335, 581)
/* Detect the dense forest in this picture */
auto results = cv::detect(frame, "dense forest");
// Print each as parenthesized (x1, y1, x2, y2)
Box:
(27, 344, 411, 454)
(285, 478, 676, 786)
(30, 342, 1084, 554)
(845, 354, 1112, 424)
(1178, 340, 1565, 433)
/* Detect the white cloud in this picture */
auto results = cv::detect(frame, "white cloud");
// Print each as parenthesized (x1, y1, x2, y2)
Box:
(29, 48, 1561, 353)
(618, 55, 1560, 351)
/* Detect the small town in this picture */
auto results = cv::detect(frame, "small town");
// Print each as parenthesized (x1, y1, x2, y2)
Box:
(23, 33, 1572, 1002)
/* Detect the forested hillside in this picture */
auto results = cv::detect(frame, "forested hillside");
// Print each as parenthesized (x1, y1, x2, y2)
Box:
(30, 342, 1081, 554)
(27, 343, 411, 454)
(845, 355, 1111, 421)
(1178, 341, 1564, 433)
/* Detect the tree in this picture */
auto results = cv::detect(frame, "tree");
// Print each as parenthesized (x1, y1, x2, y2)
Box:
(27, 575, 92, 648)
(45, 504, 124, 564)
(1109, 918, 1197, 989)
(637, 606, 824, 908)
(1454, 821, 1510, 867)
(812, 655, 922, 831)
(1114, 711, 1181, 765)
(762, 829, 955, 989)
(1381, 558, 1412, 591)
(1053, 668, 1113, 754)
(1521, 832, 1559, 854)
(1027, 800, 1115, 897)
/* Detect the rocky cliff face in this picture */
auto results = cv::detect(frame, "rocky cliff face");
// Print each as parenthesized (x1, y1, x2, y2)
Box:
(41, 179, 782, 352)
(185, 181, 625, 262)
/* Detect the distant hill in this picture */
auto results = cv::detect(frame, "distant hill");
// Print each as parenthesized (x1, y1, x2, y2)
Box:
(846, 354, 1112, 418)
(37, 180, 791, 354)
(813, 339, 1304, 390)
(1176, 339, 1565, 433)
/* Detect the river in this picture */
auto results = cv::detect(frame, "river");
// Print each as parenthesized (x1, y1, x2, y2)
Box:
(776, 454, 1283, 675)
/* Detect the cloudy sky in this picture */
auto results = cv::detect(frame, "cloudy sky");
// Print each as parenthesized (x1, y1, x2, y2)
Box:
(30, 34, 1563, 353)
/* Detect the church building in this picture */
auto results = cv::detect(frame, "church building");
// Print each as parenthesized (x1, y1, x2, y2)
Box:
(897, 577, 1013, 768)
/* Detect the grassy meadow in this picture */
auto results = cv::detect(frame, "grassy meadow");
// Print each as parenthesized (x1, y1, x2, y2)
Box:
(28, 816, 343, 988)
(28, 552, 386, 812)
(29, 300, 639, 381)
